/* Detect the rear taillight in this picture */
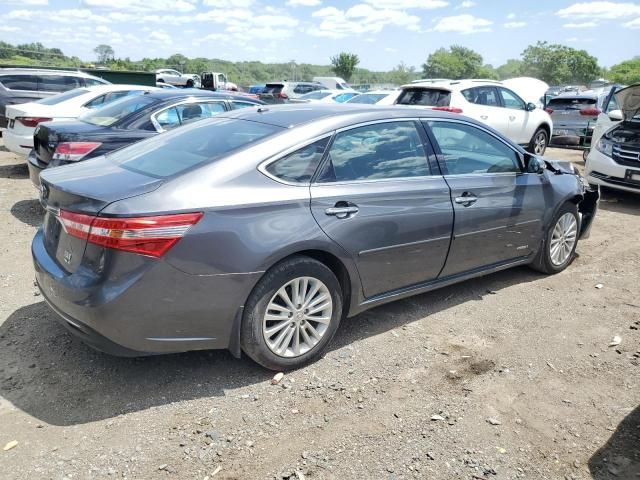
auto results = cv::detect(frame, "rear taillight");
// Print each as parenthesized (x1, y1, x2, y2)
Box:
(544, 107, 553, 114)
(16, 117, 52, 128)
(53, 142, 102, 162)
(432, 106, 463, 113)
(277, 92, 289, 99)
(58, 210, 203, 258)
(580, 107, 601, 116)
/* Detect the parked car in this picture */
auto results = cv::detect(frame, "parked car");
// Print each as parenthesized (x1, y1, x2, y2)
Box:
(258, 82, 325, 104)
(345, 90, 400, 105)
(4, 84, 159, 156)
(589, 85, 626, 148)
(396, 80, 553, 155)
(290, 90, 359, 104)
(312, 76, 353, 90)
(248, 84, 266, 94)
(585, 84, 640, 194)
(27, 90, 264, 186)
(32, 104, 598, 370)
(0, 68, 109, 132)
(546, 92, 602, 148)
(155, 69, 200, 88)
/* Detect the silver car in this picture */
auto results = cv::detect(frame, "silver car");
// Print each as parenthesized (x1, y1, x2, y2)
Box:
(32, 105, 599, 370)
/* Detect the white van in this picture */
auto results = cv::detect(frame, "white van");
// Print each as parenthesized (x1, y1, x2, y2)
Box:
(312, 76, 353, 91)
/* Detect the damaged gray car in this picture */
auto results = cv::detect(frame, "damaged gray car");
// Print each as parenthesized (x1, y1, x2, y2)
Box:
(32, 105, 599, 370)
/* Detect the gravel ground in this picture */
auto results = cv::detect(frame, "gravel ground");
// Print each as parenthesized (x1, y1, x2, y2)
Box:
(0, 140, 638, 480)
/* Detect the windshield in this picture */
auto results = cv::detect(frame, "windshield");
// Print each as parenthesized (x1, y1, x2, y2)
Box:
(110, 117, 282, 178)
(396, 88, 451, 107)
(36, 88, 89, 105)
(300, 91, 332, 100)
(80, 95, 156, 126)
(347, 93, 387, 104)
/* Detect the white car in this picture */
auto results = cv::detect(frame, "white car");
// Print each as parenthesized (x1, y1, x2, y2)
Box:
(4, 84, 158, 156)
(291, 90, 360, 104)
(585, 84, 640, 194)
(345, 90, 400, 105)
(395, 80, 553, 155)
(155, 69, 200, 88)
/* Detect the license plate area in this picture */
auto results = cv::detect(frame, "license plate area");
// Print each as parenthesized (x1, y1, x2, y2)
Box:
(625, 169, 640, 184)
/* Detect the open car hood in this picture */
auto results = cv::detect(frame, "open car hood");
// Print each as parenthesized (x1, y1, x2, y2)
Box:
(614, 83, 640, 121)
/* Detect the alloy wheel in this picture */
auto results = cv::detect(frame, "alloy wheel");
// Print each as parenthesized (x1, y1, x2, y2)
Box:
(263, 277, 333, 358)
(550, 212, 578, 266)
(534, 131, 547, 155)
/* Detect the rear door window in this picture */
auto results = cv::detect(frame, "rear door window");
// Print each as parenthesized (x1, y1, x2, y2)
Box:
(39, 75, 82, 92)
(0, 74, 38, 91)
(396, 88, 451, 107)
(462, 86, 500, 107)
(317, 121, 430, 182)
(232, 101, 258, 109)
(262, 84, 284, 94)
(177, 101, 226, 125)
(547, 97, 597, 110)
(36, 88, 89, 105)
(265, 137, 329, 184)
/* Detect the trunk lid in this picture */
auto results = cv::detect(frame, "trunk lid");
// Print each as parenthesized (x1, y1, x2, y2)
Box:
(614, 83, 640, 121)
(5, 102, 55, 120)
(39, 157, 164, 274)
(34, 120, 110, 165)
(547, 96, 599, 129)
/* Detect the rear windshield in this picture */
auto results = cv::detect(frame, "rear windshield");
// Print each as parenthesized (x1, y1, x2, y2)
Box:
(547, 97, 597, 110)
(262, 84, 284, 94)
(110, 117, 282, 178)
(80, 95, 156, 126)
(300, 91, 332, 100)
(36, 88, 89, 105)
(396, 88, 451, 107)
(347, 93, 388, 104)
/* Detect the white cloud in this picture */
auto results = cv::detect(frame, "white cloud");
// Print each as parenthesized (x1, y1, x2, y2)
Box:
(557, 2, 640, 19)
(506, 13, 516, 19)
(4, 0, 48, 4)
(624, 16, 640, 27)
(202, 0, 254, 6)
(7, 8, 109, 23)
(83, 0, 197, 12)
(149, 30, 172, 44)
(384, 47, 398, 52)
(363, 0, 448, 9)
(457, 1, 476, 8)
(286, 0, 321, 6)
(310, 4, 421, 38)
(432, 14, 492, 33)
(0, 26, 20, 32)
(504, 21, 526, 28)
(563, 21, 598, 27)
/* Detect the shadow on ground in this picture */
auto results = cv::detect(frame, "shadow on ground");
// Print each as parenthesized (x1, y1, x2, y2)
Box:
(11, 199, 44, 227)
(0, 162, 28, 179)
(598, 187, 640, 218)
(0, 266, 541, 426)
(589, 405, 640, 479)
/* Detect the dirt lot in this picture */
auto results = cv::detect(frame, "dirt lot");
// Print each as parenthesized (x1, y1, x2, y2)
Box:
(0, 140, 638, 480)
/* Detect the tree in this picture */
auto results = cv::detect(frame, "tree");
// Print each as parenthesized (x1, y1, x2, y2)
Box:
(388, 62, 417, 85)
(520, 41, 600, 85)
(94, 44, 114, 64)
(422, 45, 484, 79)
(495, 59, 523, 80)
(608, 57, 640, 84)
(330, 52, 360, 82)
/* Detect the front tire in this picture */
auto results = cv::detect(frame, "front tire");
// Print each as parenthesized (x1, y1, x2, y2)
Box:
(186, 79, 194, 88)
(530, 202, 579, 274)
(528, 127, 548, 156)
(241, 256, 343, 370)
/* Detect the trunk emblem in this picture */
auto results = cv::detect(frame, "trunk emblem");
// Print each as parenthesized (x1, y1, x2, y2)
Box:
(38, 183, 49, 201)
(63, 250, 73, 264)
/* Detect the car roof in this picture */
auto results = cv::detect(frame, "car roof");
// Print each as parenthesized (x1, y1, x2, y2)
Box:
(84, 84, 160, 93)
(357, 90, 396, 95)
(216, 103, 474, 129)
(404, 79, 504, 90)
(0, 68, 103, 79)
(145, 90, 263, 102)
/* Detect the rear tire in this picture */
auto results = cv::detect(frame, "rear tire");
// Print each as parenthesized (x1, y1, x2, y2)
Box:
(241, 256, 343, 371)
(530, 202, 579, 274)
(186, 79, 194, 88)
(528, 127, 548, 156)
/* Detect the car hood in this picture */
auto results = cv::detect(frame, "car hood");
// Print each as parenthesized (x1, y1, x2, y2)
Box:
(544, 158, 578, 175)
(614, 83, 640, 121)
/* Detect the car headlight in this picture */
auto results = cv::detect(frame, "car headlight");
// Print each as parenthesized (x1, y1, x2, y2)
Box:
(596, 138, 613, 157)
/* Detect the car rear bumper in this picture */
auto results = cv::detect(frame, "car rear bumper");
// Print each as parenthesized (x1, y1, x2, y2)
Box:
(585, 149, 640, 194)
(32, 228, 262, 356)
(3, 129, 32, 156)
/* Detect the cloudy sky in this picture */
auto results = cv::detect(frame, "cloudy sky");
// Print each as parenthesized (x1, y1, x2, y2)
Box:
(0, 0, 639, 69)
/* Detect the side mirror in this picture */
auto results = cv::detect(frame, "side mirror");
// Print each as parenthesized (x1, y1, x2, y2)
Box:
(526, 102, 536, 112)
(608, 109, 623, 121)
(526, 154, 545, 174)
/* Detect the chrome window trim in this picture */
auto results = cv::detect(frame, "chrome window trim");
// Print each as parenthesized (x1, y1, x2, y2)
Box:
(424, 117, 526, 172)
(150, 98, 227, 133)
(257, 133, 334, 187)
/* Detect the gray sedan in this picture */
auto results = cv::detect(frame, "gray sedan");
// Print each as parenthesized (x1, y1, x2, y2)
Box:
(32, 105, 599, 370)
